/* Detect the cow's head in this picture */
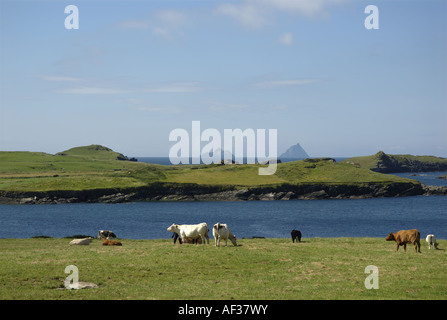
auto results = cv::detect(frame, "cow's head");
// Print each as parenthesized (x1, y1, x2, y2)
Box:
(385, 233, 395, 241)
(229, 234, 237, 246)
(167, 224, 179, 232)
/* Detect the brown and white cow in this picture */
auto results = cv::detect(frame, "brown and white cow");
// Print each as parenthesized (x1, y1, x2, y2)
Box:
(385, 229, 421, 253)
(98, 230, 117, 240)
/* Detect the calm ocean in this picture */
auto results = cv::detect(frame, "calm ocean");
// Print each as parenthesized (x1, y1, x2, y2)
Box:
(0, 159, 446, 240)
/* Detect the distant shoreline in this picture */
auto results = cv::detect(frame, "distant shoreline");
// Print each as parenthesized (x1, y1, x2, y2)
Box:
(2, 180, 445, 205)
(135, 157, 348, 166)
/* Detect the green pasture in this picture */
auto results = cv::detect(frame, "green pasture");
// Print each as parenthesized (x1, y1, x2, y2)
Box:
(0, 237, 445, 300)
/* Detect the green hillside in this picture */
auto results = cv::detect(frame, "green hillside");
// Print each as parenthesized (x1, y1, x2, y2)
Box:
(56, 144, 130, 161)
(0, 145, 418, 196)
(0, 146, 148, 192)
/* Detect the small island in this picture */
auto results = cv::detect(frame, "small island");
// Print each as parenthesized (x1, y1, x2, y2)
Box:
(279, 143, 309, 159)
(0, 145, 446, 204)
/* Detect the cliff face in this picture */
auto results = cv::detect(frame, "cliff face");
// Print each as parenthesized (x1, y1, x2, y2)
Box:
(372, 152, 447, 173)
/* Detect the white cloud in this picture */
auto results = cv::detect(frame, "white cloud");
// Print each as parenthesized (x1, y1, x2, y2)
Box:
(39, 75, 82, 82)
(214, 3, 265, 29)
(254, 79, 320, 88)
(144, 82, 201, 93)
(278, 32, 293, 45)
(152, 27, 169, 37)
(259, 0, 346, 16)
(205, 101, 250, 112)
(57, 82, 202, 95)
(116, 9, 187, 40)
(215, 0, 348, 28)
(116, 19, 150, 30)
(273, 105, 291, 111)
(57, 86, 131, 95)
(126, 98, 183, 114)
(136, 106, 182, 114)
(154, 10, 187, 27)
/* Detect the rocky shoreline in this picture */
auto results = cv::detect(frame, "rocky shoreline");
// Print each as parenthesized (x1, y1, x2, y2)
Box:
(1, 181, 445, 205)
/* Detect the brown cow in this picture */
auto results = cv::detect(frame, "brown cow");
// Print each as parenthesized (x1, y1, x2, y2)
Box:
(102, 238, 122, 246)
(385, 229, 421, 253)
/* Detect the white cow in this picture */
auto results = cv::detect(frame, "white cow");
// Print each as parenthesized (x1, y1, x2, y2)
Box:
(69, 237, 93, 245)
(426, 234, 438, 250)
(167, 223, 209, 245)
(213, 223, 237, 247)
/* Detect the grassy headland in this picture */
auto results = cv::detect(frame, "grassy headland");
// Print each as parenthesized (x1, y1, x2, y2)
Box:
(0, 237, 445, 300)
(344, 151, 447, 173)
(0, 145, 428, 203)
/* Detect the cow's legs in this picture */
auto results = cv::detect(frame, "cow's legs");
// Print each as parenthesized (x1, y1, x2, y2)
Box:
(180, 233, 187, 245)
(415, 241, 421, 253)
(403, 243, 407, 252)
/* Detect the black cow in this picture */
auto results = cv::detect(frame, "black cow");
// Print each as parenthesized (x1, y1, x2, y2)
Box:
(291, 229, 302, 243)
(171, 232, 183, 244)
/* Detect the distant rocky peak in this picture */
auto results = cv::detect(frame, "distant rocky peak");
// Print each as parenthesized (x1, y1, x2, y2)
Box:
(280, 143, 309, 159)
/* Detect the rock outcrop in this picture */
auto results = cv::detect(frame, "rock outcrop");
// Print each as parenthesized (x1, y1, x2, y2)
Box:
(368, 151, 447, 173)
(422, 185, 447, 196)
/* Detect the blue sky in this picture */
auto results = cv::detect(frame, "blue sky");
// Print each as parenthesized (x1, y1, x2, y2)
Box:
(0, 0, 446, 157)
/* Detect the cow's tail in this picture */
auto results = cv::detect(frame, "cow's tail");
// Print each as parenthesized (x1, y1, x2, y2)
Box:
(214, 222, 221, 230)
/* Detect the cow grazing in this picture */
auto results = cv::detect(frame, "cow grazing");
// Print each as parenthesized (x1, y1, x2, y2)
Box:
(98, 230, 117, 240)
(385, 229, 421, 253)
(167, 223, 209, 245)
(291, 229, 302, 243)
(102, 238, 122, 246)
(426, 234, 438, 250)
(213, 223, 237, 247)
(69, 237, 93, 245)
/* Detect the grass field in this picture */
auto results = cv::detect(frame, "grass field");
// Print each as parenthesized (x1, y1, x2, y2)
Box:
(0, 237, 445, 300)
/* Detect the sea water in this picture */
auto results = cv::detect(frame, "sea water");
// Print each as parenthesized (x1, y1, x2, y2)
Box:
(0, 194, 445, 240)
